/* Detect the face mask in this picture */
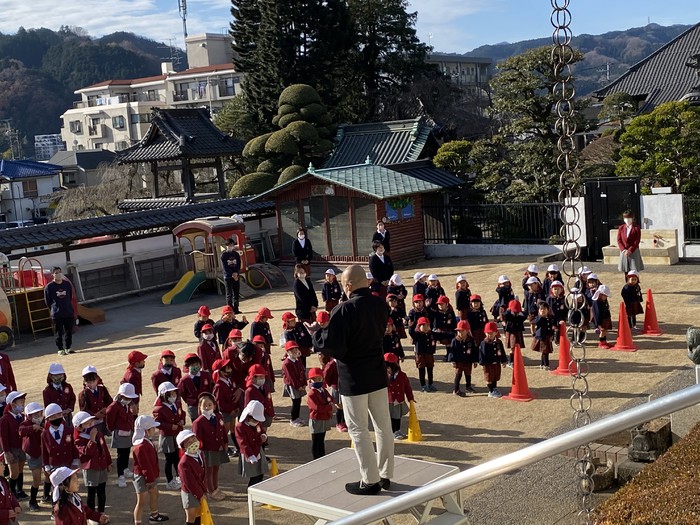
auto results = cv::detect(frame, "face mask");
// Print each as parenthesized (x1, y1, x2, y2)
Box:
(254, 378, 266, 387)
(201, 409, 214, 418)
(376, 250, 385, 256)
(49, 418, 63, 428)
(187, 442, 200, 455)
(86, 381, 98, 390)
(54, 272, 63, 280)
(298, 273, 306, 280)
(120, 398, 131, 407)
(624, 218, 633, 225)
(167, 395, 177, 404)
(189, 365, 201, 375)
(12, 404, 24, 414)
(31, 416, 43, 425)
(203, 333, 214, 341)
(246, 419, 258, 427)
(310, 381, 323, 389)
(162, 363, 173, 370)
(298, 234, 305, 240)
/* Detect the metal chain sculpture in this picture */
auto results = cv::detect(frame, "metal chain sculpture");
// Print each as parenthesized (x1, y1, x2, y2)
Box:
(550, 1, 596, 523)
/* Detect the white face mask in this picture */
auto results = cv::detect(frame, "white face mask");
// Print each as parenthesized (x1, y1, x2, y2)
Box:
(201, 409, 214, 418)
(187, 442, 200, 455)
(298, 234, 305, 240)
(254, 378, 266, 387)
(298, 273, 306, 280)
(203, 333, 215, 341)
(624, 218, 633, 225)
(246, 419, 258, 427)
(31, 416, 43, 425)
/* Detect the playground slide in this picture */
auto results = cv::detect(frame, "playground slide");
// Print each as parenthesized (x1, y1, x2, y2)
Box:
(77, 304, 105, 325)
(162, 271, 208, 305)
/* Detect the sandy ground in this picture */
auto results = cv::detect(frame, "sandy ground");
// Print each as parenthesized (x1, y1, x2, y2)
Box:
(11, 256, 698, 524)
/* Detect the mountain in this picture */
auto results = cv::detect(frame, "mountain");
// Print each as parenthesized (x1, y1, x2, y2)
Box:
(465, 23, 694, 96)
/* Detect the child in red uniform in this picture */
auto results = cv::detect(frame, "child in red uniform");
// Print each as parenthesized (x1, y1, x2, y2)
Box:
(621, 270, 644, 329)
(479, 322, 508, 398)
(503, 300, 526, 368)
(193, 305, 211, 341)
(152, 382, 185, 491)
(384, 353, 414, 440)
(212, 359, 242, 458)
(382, 318, 405, 361)
(72, 411, 111, 514)
(409, 316, 437, 392)
(192, 393, 229, 501)
(151, 350, 182, 394)
(455, 275, 472, 322)
(0, 392, 27, 500)
(51, 466, 109, 525)
(78, 365, 112, 435)
(105, 382, 138, 488)
(244, 364, 274, 429)
(19, 402, 44, 511)
(0, 352, 16, 393)
(251, 336, 276, 392)
(176, 429, 207, 525)
(307, 368, 333, 459)
(249, 307, 274, 354)
(178, 354, 213, 423)
(197, 324, 221, 373)
(235, 400, 268, 487)
(42, 363, 76, 428)
(222, 329, 243, 361)
(282, 341, 307, 427)
(122, 351, 148, 404)
(318, 353, 346, 432)
(41, 404, 79, 503)
(132, 415, 168, 524)
(0, 474, 19, 524)
(448, 320, 479, 396)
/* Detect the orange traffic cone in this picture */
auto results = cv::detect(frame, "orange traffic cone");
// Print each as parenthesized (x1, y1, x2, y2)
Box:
(551, 321, 573, 376)
(642, 289, 663, 336)
(503, 344, 534, 402)
(612, 302, 636, 352)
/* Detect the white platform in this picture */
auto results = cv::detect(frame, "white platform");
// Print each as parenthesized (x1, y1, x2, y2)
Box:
(248, 448, 467, 525)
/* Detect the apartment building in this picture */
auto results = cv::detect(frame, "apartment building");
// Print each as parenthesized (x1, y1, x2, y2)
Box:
(425, 52, 492, 90)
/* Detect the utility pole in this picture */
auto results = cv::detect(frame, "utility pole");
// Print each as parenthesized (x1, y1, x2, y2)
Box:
(0, 120, 21, 160)
(178, 0, 188, 41)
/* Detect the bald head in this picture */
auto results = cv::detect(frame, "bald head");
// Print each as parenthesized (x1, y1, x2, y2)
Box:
(342, 264, 368, 294)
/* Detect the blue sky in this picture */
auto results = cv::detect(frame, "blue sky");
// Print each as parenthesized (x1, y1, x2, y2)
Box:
(1, 0, 700, 53)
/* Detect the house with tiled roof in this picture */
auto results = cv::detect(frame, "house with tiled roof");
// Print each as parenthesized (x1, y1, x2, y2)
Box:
(0, 160, 62, 224)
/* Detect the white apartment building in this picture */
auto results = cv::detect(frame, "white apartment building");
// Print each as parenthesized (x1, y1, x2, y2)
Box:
(34, 134, 66, 161)
(425, 52, 492, 90)
(60, 33, 244, 152)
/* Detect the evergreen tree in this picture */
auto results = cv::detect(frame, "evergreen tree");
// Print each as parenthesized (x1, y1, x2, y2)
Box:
(230, 0, 261, 73)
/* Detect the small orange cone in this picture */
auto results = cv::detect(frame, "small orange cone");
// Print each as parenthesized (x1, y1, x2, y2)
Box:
(503, 344, 534, 402)
(642, 289, 663, 336)
(551, 321, 573, 376)
(612, 302, 636, 352)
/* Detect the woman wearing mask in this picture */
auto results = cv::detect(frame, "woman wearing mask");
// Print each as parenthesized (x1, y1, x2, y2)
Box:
(371, 220, 391, 253)
(293, 264, 318, 323)
(292, 227, 313, 277)
(617, 210, 644, 276)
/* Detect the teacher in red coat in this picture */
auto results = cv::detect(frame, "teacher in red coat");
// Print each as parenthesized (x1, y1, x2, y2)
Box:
(617, 210, 644, 274)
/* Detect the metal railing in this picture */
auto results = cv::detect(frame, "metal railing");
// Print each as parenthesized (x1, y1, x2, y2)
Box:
(330, 383, 700, 525)
(684, 197, 700, 243)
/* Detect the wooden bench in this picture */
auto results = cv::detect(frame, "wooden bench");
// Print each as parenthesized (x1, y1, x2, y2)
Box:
(602, 228, 679, 266)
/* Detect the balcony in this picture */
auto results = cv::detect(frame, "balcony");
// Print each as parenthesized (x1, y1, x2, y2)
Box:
(172, 91, 189, 102)
(88, 124, 106, 137)
(73, 92, 167, 109)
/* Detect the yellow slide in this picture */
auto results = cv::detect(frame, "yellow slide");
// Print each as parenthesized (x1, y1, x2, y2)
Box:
(162, 271, 208, 305)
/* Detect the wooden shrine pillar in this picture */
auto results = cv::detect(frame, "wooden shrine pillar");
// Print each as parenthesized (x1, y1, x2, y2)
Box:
(216, 157, 226, 198)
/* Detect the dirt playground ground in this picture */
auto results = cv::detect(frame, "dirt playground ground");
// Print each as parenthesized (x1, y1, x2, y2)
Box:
(10, 256, 700, 524)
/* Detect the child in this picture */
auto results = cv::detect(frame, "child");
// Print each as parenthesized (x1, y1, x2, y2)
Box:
(432, 295, 456, 348)
(282, 341, 307, 427)
(0, 473, 18, 524)
(503, 299, 526, 367)
(132, 415, 168, 524)
(41, 404, 79, 502)
(386, 274, 408, 317)
(491, 275, 515, 322)
(222, 329, 244, 361)
(585, 273, 601, 305)
(72, 411, 111, 515)
(524, 276, 546, 336)
(175, 430, 206, 525)
(192, 393, 229, 501)
(244, 364, 274, 429)
(622, 270, 644, 329)
(466, 295, 489, 346)
(412, 272, 427, 298)
(543, 264, 563, 297)
(178, 354, 213, 423)
(575, 266, 592, 291)
(78, 366, 112, 435)
(367, 272, 382, 296)
(307, 368, 333, 458)
(197, 324, 221, 373)
(212, 359, 241, 458)
(193, 305, 211, 341)
(283, 312, 313, 364)
(0, 352, 16, 392)
(568, 288, 591, 343)
(407, 294, 431, 335)
(454, 275, 472, 321)
(384, 353, 414, 439)
(51, 466, 109, 525)
(409, 316, 437, 392)
(592, 284, 614, 349)
(386, 295, 407, 339)
(152, 382, 185, 490)
(105, 383, 138, 488)
(213, 305, 248, 345)
(318, 353, 346, 432)
(42, 363, 76, 428)
(0, 391, 27, 500)
(321, 269, 342, 312)
(547, 281, 568, 342)
(532, 302, 555, 370)
(122, 351, 148, 403)
(19, 402, 43, 511)
(151, 350, 182, 394)
(448, 320, 478, 395)
(522, 264, 540, 295)
(479, 322, 508, 398)
(234, 400, 269, 487)
(0, 383, 7, 415)
(425, 274, 445, 311)
(250, 307, 274, 354)
(383, 318, 405, 361)
(250, 336, 276, 392)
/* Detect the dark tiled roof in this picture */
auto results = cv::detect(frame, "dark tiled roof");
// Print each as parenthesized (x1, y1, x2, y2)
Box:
(49, 150, 116, 171)
(117, 197, 188, 211)
(594, 23, 700, 113)
(324, 117, 434, 168)
(0, 160, 62, 180)
(388, 160, 463, 188)
(116, 108, 246, 163)
(0, 198, 273, 252)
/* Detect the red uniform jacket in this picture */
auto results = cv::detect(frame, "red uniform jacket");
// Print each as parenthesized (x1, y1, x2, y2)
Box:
(133, 440, 160, 483)
(213, 377, 240, 415)
(0, 476, 18, 525)
(121, 367, 143, 397)
(192, 414, 227, 452)
(0, 411, 22, 451)
(41, 424, 78, 468)
(152, 399, 185, 437)
(43, 382, 76, 414)
(0, 354, 16, 392)
(74, 431, 112, 471)
(105, 401, 135, 434)
(178, 453, 206, 500)
(234, 420, 264, 459)
(221, 350, 246, 387)
(617, 223, 642, 254)
(244, 384, 274, 420)
(78, 385, 112, 419)
(307, 387, 333, 421)
(54, 494, 102, 525)
(178, 372, 213, 408)
(150, 366, 182, 393)
(387, 371, 414, 404)
(197, 340, 221, 372)
(281, 358, 305, 389)
(322, 359, 338, 389)
(18, 418, 42, 458)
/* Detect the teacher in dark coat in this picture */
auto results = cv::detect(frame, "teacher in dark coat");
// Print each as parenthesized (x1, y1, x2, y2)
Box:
(371, 221, 390, 252)
(292, 227, 313, 277)
(293, 264, 318, 322)
(368, 241, 394, 298)
(617, 210, 644, 275)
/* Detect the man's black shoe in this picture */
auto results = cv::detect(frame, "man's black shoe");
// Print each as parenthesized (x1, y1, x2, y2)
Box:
(379, 478, 391, 490)
(345, 481, 381, 495)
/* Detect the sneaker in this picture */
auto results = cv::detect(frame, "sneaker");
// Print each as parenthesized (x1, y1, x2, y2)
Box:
(290, 419, 304, 428)
(57, 349, 67, 356)
(227, 446, 239, 458)
(345, 481, 381, 496)
(41, 494, 51, 504)
(428, 384, 437, 392)
(148, 513, 170, 522)
(492, 389, 502, 398)
(28, 500, 40, 511)
(379, 478, 391, 490)
(506, 362, 514, 369)
(165, 479, 181, 490)
(123, 468, 134, 479)
(453, 390, 464, 397)
(336, 423, 348, 432)
(66, 348, 75, 354)
(420, 385, 429, 392)
(465, 386, 476, 394)
(15, 490, 29, 500)
(117, 476, 126, 488)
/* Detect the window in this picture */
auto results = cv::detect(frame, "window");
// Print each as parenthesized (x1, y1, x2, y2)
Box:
(112, 115, 126, 129)
(301, 197, 326, 257)
(353, 198, 376, 256)
(115, 141, 129, 151)
(327, 197, 352, 256)
(62, 172, 77, 185)
(279, 201, 299, 257)
(130, 113, 152, 124)
(221, 77, 240, 97)
(69, 121, 82, 134)
(21, 180, 38, 198)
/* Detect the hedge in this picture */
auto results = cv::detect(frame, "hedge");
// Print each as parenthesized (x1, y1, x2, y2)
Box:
(277, 164, 307, 185)
(229, 172, 278, 197)
(278, 84, 321, 107)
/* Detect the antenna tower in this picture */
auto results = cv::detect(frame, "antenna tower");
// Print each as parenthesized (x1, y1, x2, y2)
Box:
(178, 0, 188, 41)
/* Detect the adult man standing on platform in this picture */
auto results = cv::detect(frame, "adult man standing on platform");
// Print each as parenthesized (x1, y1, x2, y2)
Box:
(312, 264, 394, 495)
(44, 266, 76, 355)
(221, 237, 242, 314)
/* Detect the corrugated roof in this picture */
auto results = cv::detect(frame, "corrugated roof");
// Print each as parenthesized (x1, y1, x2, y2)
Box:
(0, 160, 62, 180)
(324, 117, 434, 168)
(388, 160, 463, 188)
(116, 108, 245, 163)
(594, 23, 700, 112)
(0, 198, 274, 252)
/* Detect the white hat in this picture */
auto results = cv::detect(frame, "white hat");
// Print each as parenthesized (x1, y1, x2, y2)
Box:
(577, 266, 591, 276)
(547, 264, 559, 272)
(48, 363, 65, 375)
(413, 272, 425, 282)
(497, 275, 510, 284)
(44, 403, 63, 419)
(176, 429, 196, 447)
(24, 401, 43, 416)
(81, 365, 98, 377)
(428, 274, 438, 281)
(366, 272, 373, 279)
(526, 276, 539, 285)
(592, 285, 611, 301)
(527, 264, 538, 273)
(6, 391, 25, 405)
(390, 274, 402, 286)
(626, 270, 640, 277)
(240, 399, 265, 423)
(456, 275, 467, 283)
(133, 415, 160, 446)
(72, 411, 95, 428)
(587, 273, 599, 281)
(117, 383, 139, 399)
(49, 467, 79, 502)
(324, 268, 335, 275)
(550, 280, 564, 288)
(157, 381, 178, 397)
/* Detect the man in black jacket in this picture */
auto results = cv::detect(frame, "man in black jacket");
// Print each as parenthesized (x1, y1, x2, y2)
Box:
(312, 264, 394, 495)
(221, 238, 242, 313)
(43, 266, 76, 355)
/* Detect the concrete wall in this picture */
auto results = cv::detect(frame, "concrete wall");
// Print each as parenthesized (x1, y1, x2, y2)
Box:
(640, 194, 684, 259)
(425, 243, 561, 258)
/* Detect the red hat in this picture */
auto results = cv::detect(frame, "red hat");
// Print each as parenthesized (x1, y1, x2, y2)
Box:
(386, 293, 398, 300)
(201, 323, 214, 331)
(417, 317, 430, 326)
(470, 294, 482, 302)
(508, 299, 522, 313)
(183, 353, 200, 364)
(284, 340, 300, 351)
(412, 294, 425, 302)
(383, 352, 399, 364)
(316, 311, 330, 323)
(198, 305, 210, 316)
(437, 295, 450, 305)
(160, 349, 175, 358)
(247, 364, 266, 377)
(386, 317, 394, 325)
(212, 358, 231, 372)
(484, 321, 499, 333)
(308, 367, 324, 380)
(257, 307, 274, 319)
(252, 335, 267, 344)
(222, 305, 234, 315)
(281, 312, 296, 322)
(228, 328, 243, 339)
(456, 320, 471, 331)
(128, 351, 148, 364)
